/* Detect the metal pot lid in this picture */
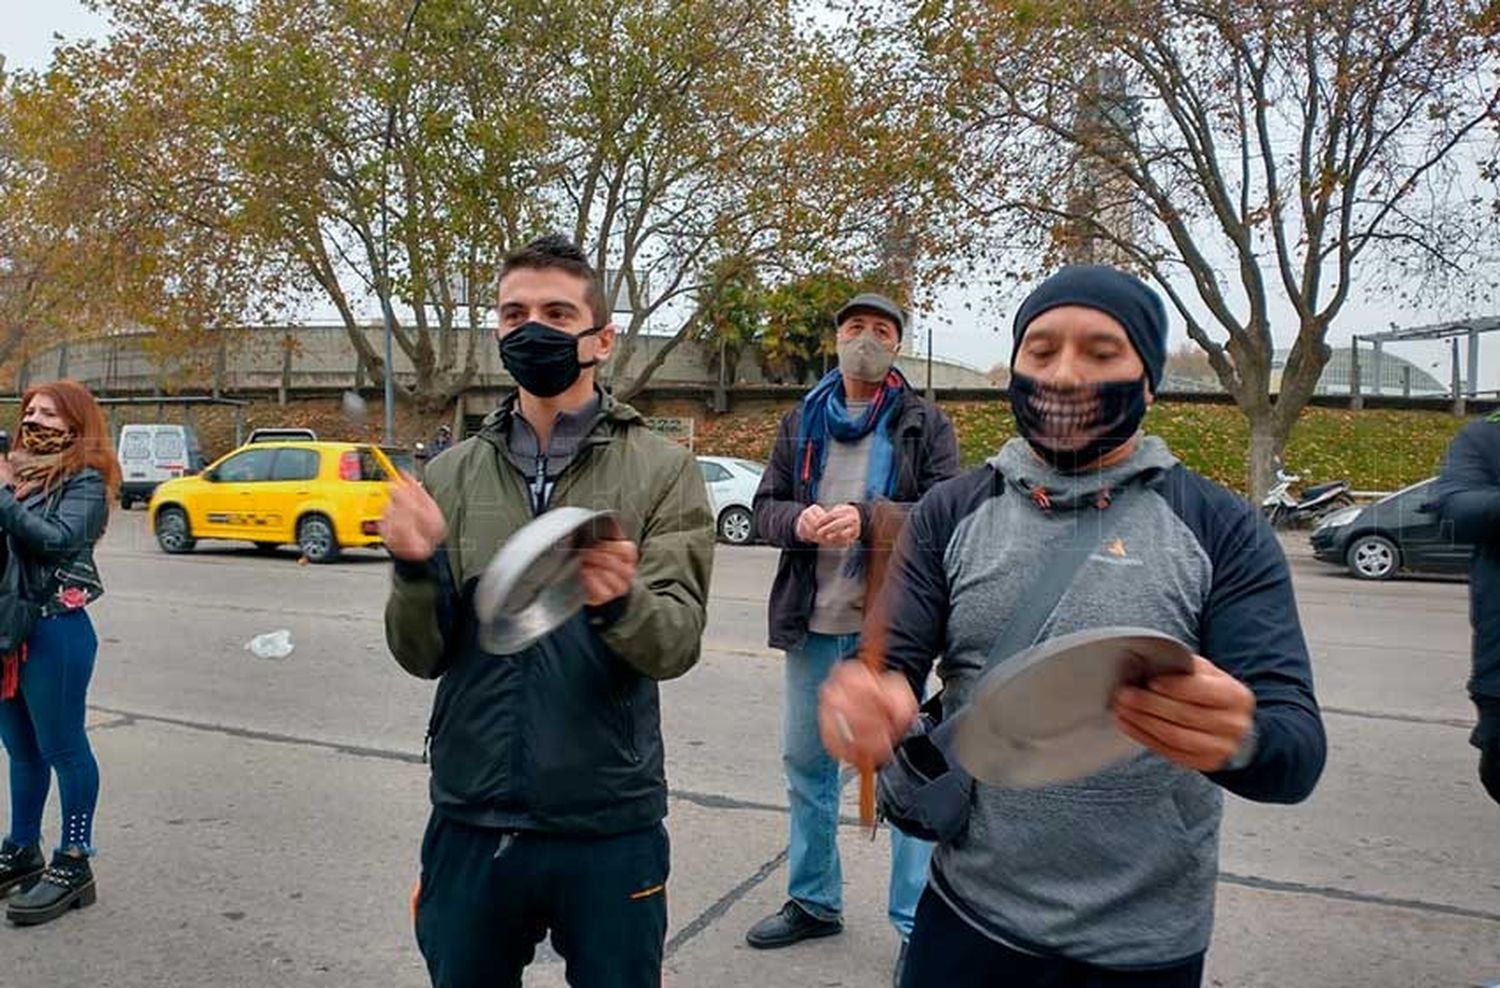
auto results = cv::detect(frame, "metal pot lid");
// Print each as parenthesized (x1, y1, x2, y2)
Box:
(474, 507, 622, 655)
(954, 627, 1195, 789)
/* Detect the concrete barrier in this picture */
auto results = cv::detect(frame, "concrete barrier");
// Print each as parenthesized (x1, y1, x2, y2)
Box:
(18, 326, 996, 396)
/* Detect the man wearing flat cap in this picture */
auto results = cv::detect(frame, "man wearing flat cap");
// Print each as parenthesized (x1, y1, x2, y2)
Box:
(746, 292, 958, 980)
(820, 266, 1327, 986)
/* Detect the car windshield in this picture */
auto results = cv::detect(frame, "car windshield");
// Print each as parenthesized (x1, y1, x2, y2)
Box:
(154, 433, 185, 460)
(732, 459, 765, 476)
(121, 433, 150, 461)
(355, 449, 391, 481)
(1381, 478, 1435, 504)
(382, 449, 415, 476)
(251, 430, 315, 443)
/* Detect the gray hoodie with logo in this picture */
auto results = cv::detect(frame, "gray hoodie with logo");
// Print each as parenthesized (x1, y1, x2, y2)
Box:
(880, 437, 1325, 968)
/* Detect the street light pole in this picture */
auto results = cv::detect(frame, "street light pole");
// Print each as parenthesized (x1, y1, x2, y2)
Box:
(381, 0, 426, 446)
(1451, 336, 1465, 417)
(926, 323, 935, 400)
(381, 285, 397, 447)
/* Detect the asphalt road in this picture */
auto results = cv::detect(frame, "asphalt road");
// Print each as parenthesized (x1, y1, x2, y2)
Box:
(3, 510, 1498, 987)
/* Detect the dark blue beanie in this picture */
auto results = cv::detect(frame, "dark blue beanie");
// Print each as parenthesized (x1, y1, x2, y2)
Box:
(1011, 265, 1169, 390)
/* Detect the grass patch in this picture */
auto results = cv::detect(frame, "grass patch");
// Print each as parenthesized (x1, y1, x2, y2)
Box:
(696, 399, 1470, 495)
(34, 392, 1461, 498)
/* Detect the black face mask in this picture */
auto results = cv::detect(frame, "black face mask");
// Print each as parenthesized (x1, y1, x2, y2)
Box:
(1008, 371, 1148, 473)
(499, 321, 605, 398)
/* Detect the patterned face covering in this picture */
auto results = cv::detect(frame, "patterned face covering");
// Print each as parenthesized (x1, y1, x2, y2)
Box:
(13, 421, 77, 499)
(19, 421, 76, 455)
(1008, 371, 1148, 473)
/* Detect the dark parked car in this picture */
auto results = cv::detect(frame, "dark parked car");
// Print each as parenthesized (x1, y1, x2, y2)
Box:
(1310, 477, 1474, 580)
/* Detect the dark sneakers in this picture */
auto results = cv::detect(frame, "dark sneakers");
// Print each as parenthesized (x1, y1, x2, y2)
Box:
(7, 851, 96, 926)
(0, 841, 44, 897)
(745, 900, 843, 949)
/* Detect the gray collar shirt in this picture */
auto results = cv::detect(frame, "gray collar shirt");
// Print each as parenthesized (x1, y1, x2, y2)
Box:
(504, 393, 603, 514)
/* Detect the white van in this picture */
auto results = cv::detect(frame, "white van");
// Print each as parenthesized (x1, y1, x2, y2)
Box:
(117, 424, 206, 509)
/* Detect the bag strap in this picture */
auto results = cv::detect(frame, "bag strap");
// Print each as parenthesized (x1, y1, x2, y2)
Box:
(982, 480, 1149, 672)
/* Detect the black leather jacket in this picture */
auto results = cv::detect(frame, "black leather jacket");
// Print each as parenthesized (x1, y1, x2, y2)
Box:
(0, 468, 108, 620)
(1437, 416, 1500, 698)
(753, 389, 961, 651)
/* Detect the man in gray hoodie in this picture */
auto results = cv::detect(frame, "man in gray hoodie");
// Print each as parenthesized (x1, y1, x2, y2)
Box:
(819, 266, 1326, 986)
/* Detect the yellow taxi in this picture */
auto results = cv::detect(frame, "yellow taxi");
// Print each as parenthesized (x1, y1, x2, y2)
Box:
(147, 441, 401, 563)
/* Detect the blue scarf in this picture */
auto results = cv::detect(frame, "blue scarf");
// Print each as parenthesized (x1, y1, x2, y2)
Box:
(797, 367, 905, 505)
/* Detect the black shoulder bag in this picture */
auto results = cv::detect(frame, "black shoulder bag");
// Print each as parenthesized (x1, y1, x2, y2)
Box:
(0, 485, 68, 679)
(877, 482, 1145, 842)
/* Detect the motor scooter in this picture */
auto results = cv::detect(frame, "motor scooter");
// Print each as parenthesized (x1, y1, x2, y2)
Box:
(1261, 465, 1353, 529)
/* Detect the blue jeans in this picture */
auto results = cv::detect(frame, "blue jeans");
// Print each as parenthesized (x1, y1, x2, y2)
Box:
(0, 611, 101, 854)
(784, 631, 933, 938)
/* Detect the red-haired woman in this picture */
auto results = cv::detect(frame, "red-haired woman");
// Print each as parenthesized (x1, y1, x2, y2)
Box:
(0, 380, 119, 926)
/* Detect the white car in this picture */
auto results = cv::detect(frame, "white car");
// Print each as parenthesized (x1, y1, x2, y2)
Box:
(696, 456, 764, 545)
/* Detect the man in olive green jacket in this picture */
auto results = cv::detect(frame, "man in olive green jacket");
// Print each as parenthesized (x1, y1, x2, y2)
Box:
(383, 234, 714, 988)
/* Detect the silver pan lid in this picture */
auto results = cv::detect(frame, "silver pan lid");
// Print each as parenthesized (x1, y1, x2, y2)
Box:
(954, 627, 1195, 788)
(474, 507, 622, 655)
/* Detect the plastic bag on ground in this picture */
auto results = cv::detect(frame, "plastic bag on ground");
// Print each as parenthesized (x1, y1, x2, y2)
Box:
(246, 629, 294, 659)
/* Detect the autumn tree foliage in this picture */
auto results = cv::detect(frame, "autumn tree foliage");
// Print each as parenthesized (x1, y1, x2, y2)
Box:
(906, 0, 1500, 495)
(2, 0, 948, 409)
(0, 27, 284, 377)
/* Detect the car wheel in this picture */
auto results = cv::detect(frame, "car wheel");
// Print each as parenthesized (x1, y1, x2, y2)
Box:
(717, 506, 754, 545)
(1346, 534, 1399, 581)
(119, 495, 134, 510)
(297, 514, 341, 564)
(155, 507, 197, 554)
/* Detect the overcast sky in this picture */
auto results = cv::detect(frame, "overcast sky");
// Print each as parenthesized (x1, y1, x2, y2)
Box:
(3, 0, 1496, 389)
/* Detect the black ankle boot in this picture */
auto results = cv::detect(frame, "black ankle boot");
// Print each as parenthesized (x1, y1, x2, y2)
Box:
(6, 850, 95, 926)
(0, 840, 44, 897)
